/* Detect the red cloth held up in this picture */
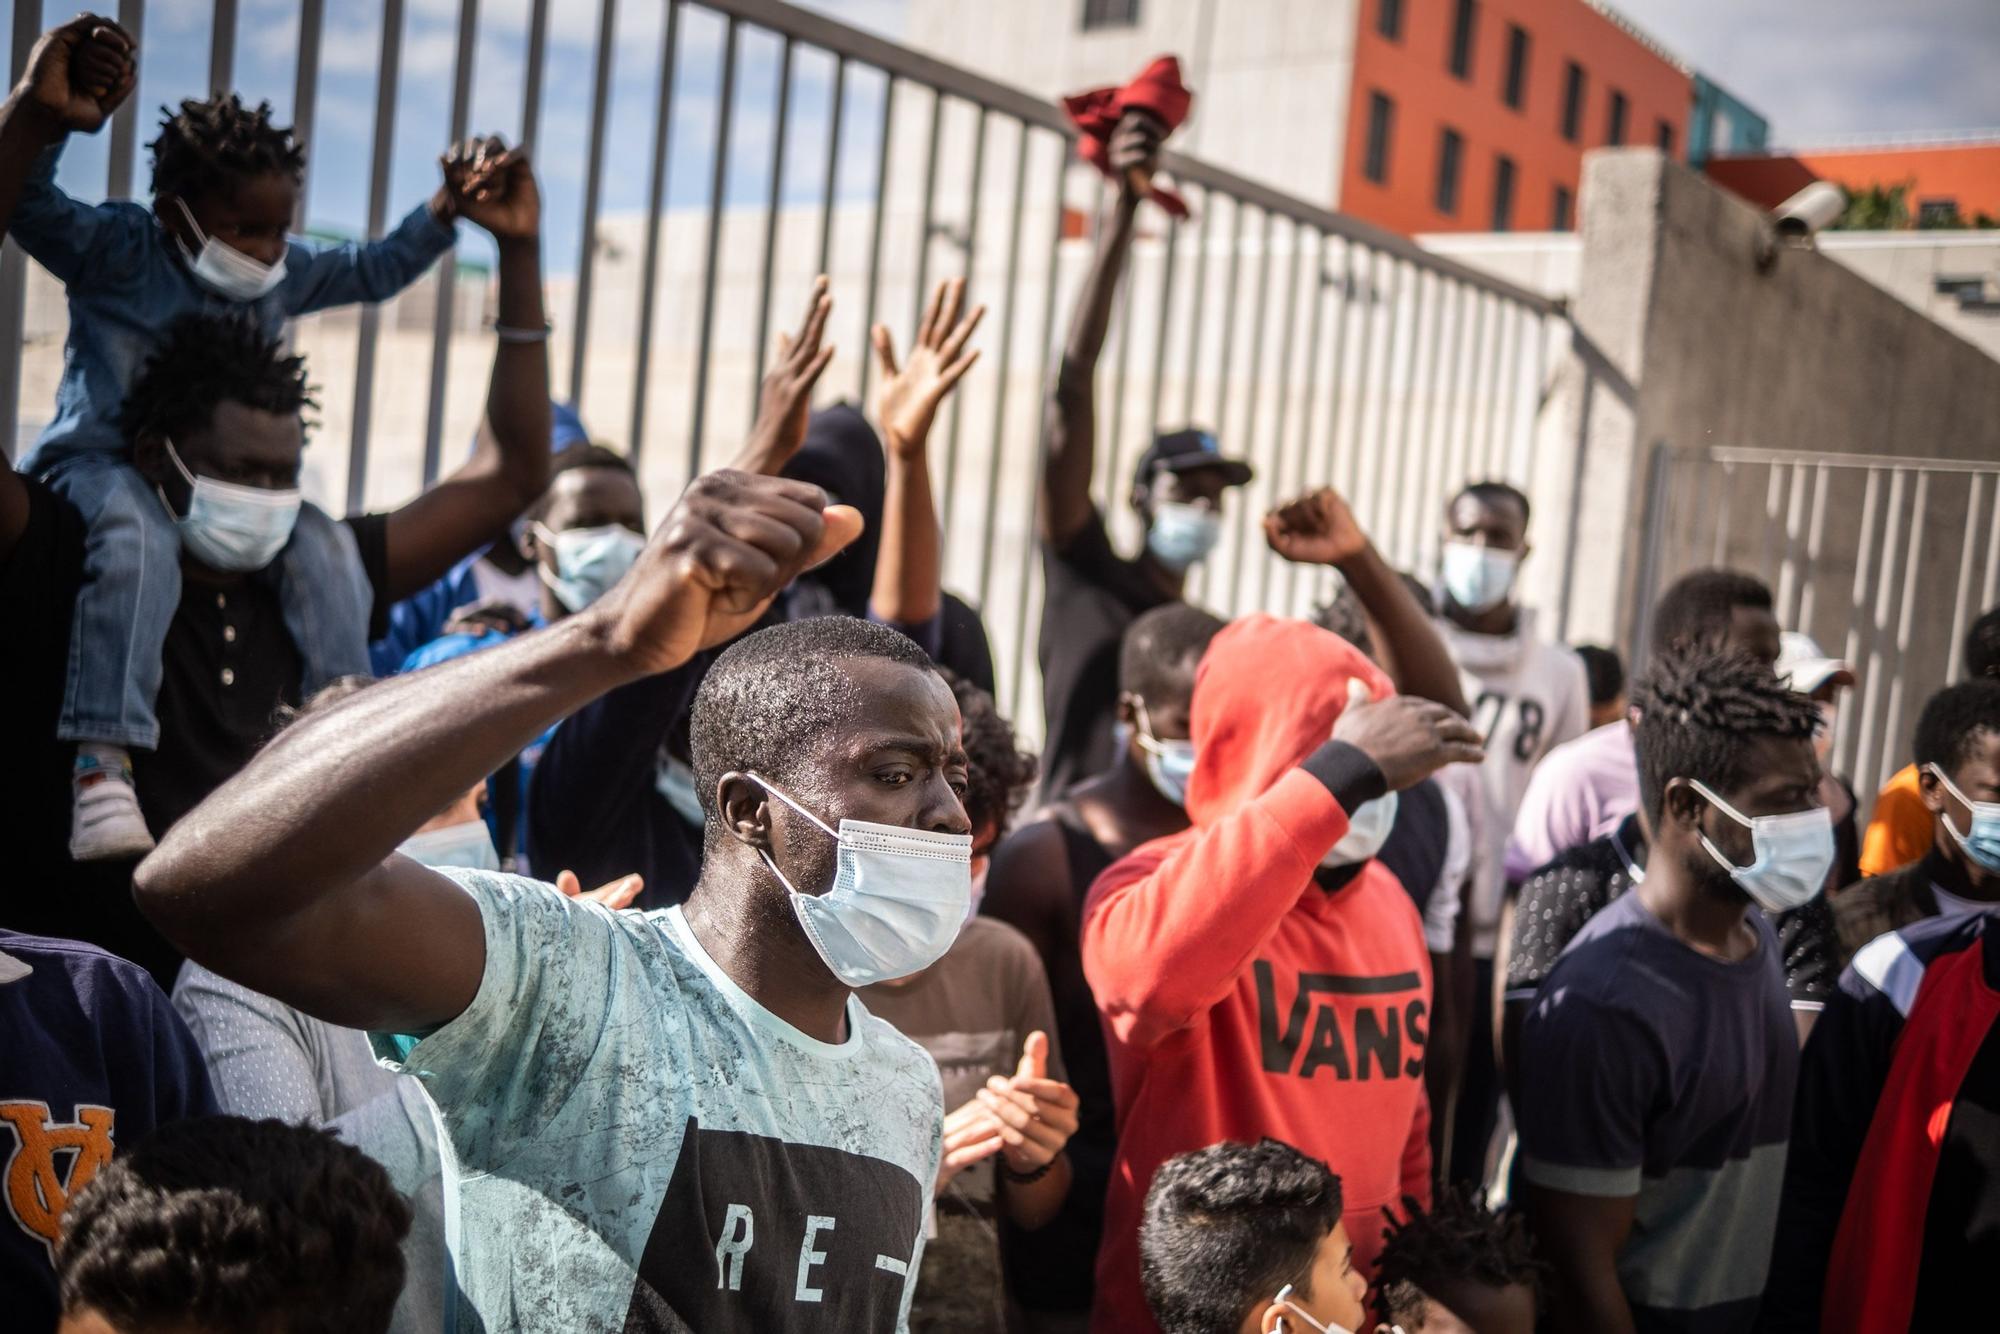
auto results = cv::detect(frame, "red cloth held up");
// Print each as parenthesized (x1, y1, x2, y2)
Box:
(1061, 55, 1193, 218)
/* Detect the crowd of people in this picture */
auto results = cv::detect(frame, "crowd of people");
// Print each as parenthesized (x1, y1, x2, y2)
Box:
(1, 20, 1995, 1334)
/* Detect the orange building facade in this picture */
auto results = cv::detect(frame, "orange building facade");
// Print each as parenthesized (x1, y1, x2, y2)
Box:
(1335, 0, 1694, 235)
(1705, 139, 2000, 226)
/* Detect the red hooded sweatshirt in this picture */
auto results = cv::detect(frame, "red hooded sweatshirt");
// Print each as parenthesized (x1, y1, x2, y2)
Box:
(1081, 615, 1433, 1333)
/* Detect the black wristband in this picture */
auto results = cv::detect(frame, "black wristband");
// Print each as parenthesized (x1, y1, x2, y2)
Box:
(1300, 739, 1388, 809)
(999, 1155, 1057, 1185)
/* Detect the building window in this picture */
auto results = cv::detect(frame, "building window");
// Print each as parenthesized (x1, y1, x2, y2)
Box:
(1449, 0, 1477, 79)
(1552, 184, 1574, 231)
(1561, 62, 1586, 142)
(1656, 119, 1675, 156)
(1607, 89, 1628, 145)
(1492, 154, 1517, 231)
(1918, 198, 1961, 227)
(1435, 127, 1464, 215)
(1080, 0, 1140, 31)
(1503, 25, 1530, 109)
(1364, 92, 1395, 184)
(1377, 0, 1403, 40)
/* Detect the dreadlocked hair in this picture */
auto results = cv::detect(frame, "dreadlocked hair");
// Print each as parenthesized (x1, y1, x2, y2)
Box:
(1374, 1186, 1544, 1324)
(149, 93, 306, 201)
(1631, 642, 1820, 828)
(119, 314, 315, 446)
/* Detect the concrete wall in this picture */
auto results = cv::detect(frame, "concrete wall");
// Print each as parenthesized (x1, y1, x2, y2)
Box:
(1551, 150, 2000, 797)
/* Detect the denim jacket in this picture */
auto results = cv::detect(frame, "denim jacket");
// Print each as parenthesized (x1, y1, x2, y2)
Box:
(13, 143, 455, 466)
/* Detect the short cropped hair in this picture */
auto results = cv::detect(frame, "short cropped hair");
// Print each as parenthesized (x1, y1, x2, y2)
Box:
(57, 1117, 411, 1334)
(528, 442, 639, 522)
(120, 314, 314, 446)
(1649, 569, 1772, 655)
(1119, 602, 1226, 707)
(149, 93, 306, 200)
(1139, 1139, 1342, 1334)
(1575, 644, 1626, 708)
(1375, 1185, 1544, 1326)
(1632, 644, 1819, 827)
(1912, 680, 2000, 776)
(1449, 480, 1531, 529)
(941, 670, 1038, 843)
(690, 616, 937, 825)
(1967, 606, 2000, 680)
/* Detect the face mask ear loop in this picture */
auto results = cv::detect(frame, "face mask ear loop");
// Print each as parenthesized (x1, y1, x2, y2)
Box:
(746, 772, 840, 839)
(1132, 700, 1166, 757)
(173, 195, 211, 250)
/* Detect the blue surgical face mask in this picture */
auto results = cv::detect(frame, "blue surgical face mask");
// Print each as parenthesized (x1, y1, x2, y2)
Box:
(1440, 541, 1520, 614)
(655, 751, 706, 828)
(536, 522, 645, 612)
(1133, 699, 1196, 807)
(749, 773, 973, 986)
(399, 819, 500, 871)
(158, 436, 301, 573)
(1688, 779, 1834, 911)
(1147, 501, 1221, 571)
(1931, 764, 2000, 874)
(174, 197, 287, 302)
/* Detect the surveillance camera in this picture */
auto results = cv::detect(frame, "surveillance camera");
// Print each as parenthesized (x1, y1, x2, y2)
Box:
(1772, 181, 1846, 239)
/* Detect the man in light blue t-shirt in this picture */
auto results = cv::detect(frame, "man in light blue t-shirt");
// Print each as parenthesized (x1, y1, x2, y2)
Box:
(133, 471, 983, 1333)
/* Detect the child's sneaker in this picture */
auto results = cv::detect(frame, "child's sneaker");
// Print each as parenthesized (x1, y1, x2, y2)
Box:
(70, 745, 155, 861)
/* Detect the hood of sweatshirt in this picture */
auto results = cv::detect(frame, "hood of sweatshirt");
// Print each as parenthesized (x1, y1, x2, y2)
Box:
(1184, 613, 1395, 828)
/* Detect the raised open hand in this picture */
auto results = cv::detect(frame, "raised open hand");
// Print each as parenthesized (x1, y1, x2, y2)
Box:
(740, 276, 836, 474)
(1263, 486, 1370, 567)
(871, 277, 984, 457)
(586, 470, 863, 677)
(18, 15, 135, 137)
(442, 137, 540, 239)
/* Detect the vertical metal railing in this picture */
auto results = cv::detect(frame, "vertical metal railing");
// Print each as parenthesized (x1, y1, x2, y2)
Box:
(2, 0, 1559, 734)
(1633, 444, 2000, 816)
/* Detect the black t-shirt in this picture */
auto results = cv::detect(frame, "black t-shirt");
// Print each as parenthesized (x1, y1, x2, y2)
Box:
(1376, 777, 1449, 924)
(2, 479, 391, 986)
(1037, 509, 1170, 800)
(1504, 814, 1839, 1008)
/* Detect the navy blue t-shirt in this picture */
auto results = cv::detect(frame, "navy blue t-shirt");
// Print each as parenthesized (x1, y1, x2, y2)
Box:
(1516, 891, 1796, 1334)
(0, 931, 219, 1329)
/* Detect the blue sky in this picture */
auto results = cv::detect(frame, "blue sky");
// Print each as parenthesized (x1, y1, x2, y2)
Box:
(16, 0, 1996, 277)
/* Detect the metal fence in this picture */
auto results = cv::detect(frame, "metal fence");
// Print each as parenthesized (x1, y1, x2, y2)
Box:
(1632, 443, 2000, 809)
(0, 0, 1562, 735)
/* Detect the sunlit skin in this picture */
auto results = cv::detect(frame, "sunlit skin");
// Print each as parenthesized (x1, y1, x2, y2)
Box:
(1919, 728, 2000, 900)
(156, 170, 298, 269)
(1440, 492, 1528, 634)
(1242, 1219, 1371, 1334)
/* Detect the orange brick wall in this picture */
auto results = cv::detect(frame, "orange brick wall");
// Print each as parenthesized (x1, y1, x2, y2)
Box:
(1338, 0, 1692, 235)
(1706, 144, 2000, 221)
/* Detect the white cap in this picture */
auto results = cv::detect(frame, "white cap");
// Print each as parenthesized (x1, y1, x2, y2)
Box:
(1776, 631, 1855, 695)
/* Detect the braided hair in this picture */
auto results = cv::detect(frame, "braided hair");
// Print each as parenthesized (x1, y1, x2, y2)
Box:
(149, 93, 306, 201)
(1632, 643, 1820, 827)
(119, 313, 314, 446)
(1375, 1186, 1544, 1325)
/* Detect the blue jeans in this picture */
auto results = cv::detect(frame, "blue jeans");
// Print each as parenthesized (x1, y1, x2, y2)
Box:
(44, 451, 375, 749)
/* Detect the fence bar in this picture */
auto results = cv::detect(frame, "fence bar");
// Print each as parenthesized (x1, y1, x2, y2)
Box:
(1876, 472, 1930, 796)
(0, 1, 46, 459)
(1278, 234, 1331, 613)
(208, 0, 238, 93)
(1852, 469, 1908, 791)
(343, 0, 406, 512)
(420, 0, 480, 485)
(748, 37, 795, 413)
(909, 90, 944, 335)
(939, 105, 988, 499)
(1252, 220, 1305, 611)
(106, 0, 148, 199)
(1984, 482, 2000, 614)
(1357, 256, 1405, 537)
(1178, 191, 1214, 426)
(815, 55, 847, 278)
(1101, 202, 1140, 506)
(857, 74, 897, 404)
(520, 0, 550, 150)
(1144, 214, 1180, 441)
(1388, 266, 1438, 564)
(686, 15, 742, 474)
(1337, 247, 1381, 501)
(1005, 143, 1074, 723)
(628, 0, 683, 463)
(566, 0, 618, 407)
(1797, 463, 1831, 634)
(1226, 209, 1277, 608)
(1947, 475, 1987, 685)
(1420, 280, 1465, 577)
(1775, 462, 1810, 625)
(960, 122, 1030, 575)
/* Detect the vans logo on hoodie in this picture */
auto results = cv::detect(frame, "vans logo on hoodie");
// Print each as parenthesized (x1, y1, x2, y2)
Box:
(1254, 961, 1427, 1080)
